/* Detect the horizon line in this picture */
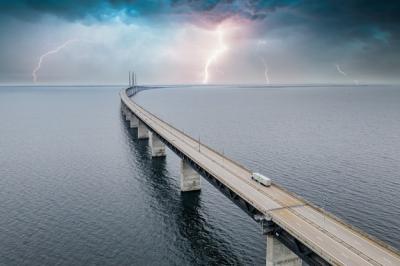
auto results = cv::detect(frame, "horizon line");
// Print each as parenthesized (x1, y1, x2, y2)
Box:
(0, 82, 399, 87)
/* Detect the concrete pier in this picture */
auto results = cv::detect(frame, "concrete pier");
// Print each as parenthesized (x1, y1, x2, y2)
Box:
(266, 234, 302, 266)
(137, 120, 149, 139)
(129, 114, 139, 128)
(124, 108, 130, 121)
(180, 160, 201, 192)
(149, 132, 166, 157)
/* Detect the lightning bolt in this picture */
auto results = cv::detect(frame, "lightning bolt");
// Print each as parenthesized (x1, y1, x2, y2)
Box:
(202, 26, 228, 84)
(335, 64, 359, 85)
(261, 58, 270, 85)
(335, 64, 347, 76)
(32, 39, 78, 83)
(257, 40, 270, 85)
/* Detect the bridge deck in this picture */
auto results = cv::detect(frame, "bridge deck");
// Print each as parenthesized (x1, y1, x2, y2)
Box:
(121, 89, 400, 266)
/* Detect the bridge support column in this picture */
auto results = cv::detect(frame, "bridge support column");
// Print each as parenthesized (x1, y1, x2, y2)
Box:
(149, 132, 165, 157)
(180, 160, 201, 192)
(125, 109, 131, 121)
(129, 113, 139, 128)
(125, 108, 130, 119)
(137, 120, 149, 139)
(266, 234, 302, 266)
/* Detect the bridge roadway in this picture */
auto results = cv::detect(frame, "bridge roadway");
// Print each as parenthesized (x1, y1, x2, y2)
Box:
(120, 87, 400, 266)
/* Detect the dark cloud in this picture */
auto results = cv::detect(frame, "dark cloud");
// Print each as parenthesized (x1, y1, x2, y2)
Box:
(0, 0, 276, 23)
(295, 1, 400, 40)
(1, 1, 399, 36)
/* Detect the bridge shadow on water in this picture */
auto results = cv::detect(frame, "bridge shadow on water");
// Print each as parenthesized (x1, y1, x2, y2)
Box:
(119, 112, 243, 265)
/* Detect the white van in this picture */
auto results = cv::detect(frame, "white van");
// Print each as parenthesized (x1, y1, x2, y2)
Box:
(251, 173, 271, 187)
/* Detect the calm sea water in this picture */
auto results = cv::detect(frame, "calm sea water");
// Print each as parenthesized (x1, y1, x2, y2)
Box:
(0, 85, 399, 265)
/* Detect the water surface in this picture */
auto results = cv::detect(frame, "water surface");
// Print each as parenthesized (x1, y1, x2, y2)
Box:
(0, 85, 399, 265)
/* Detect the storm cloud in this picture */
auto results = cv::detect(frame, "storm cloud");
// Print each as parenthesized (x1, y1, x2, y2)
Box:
(0, 0, 399, 84)
(0, 0, 283, 23)
(1, 1, 399, 29)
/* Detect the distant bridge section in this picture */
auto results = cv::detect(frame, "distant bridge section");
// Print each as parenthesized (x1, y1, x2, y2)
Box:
(120, 86, 400, 266)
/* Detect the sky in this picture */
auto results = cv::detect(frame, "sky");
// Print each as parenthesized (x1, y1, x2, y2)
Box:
(0, 0, 399, 85)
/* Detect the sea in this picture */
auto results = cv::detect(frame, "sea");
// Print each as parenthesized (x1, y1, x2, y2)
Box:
(0, 85, 399, 265)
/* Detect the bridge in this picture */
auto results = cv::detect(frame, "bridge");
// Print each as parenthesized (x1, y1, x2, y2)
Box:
(120, 86, 400, 266)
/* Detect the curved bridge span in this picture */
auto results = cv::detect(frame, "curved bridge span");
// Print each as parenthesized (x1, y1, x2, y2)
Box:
(120, 87, 400, 266)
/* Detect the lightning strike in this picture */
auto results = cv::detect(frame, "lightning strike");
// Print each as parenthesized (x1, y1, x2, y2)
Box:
(32, 39, 78, 83)
(261, 58, 270, 85)
(335, 64, 359, 85)
(202, 26, 228, 84)
(257, 40, 270, 85)
(335, 64, 347, 76)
